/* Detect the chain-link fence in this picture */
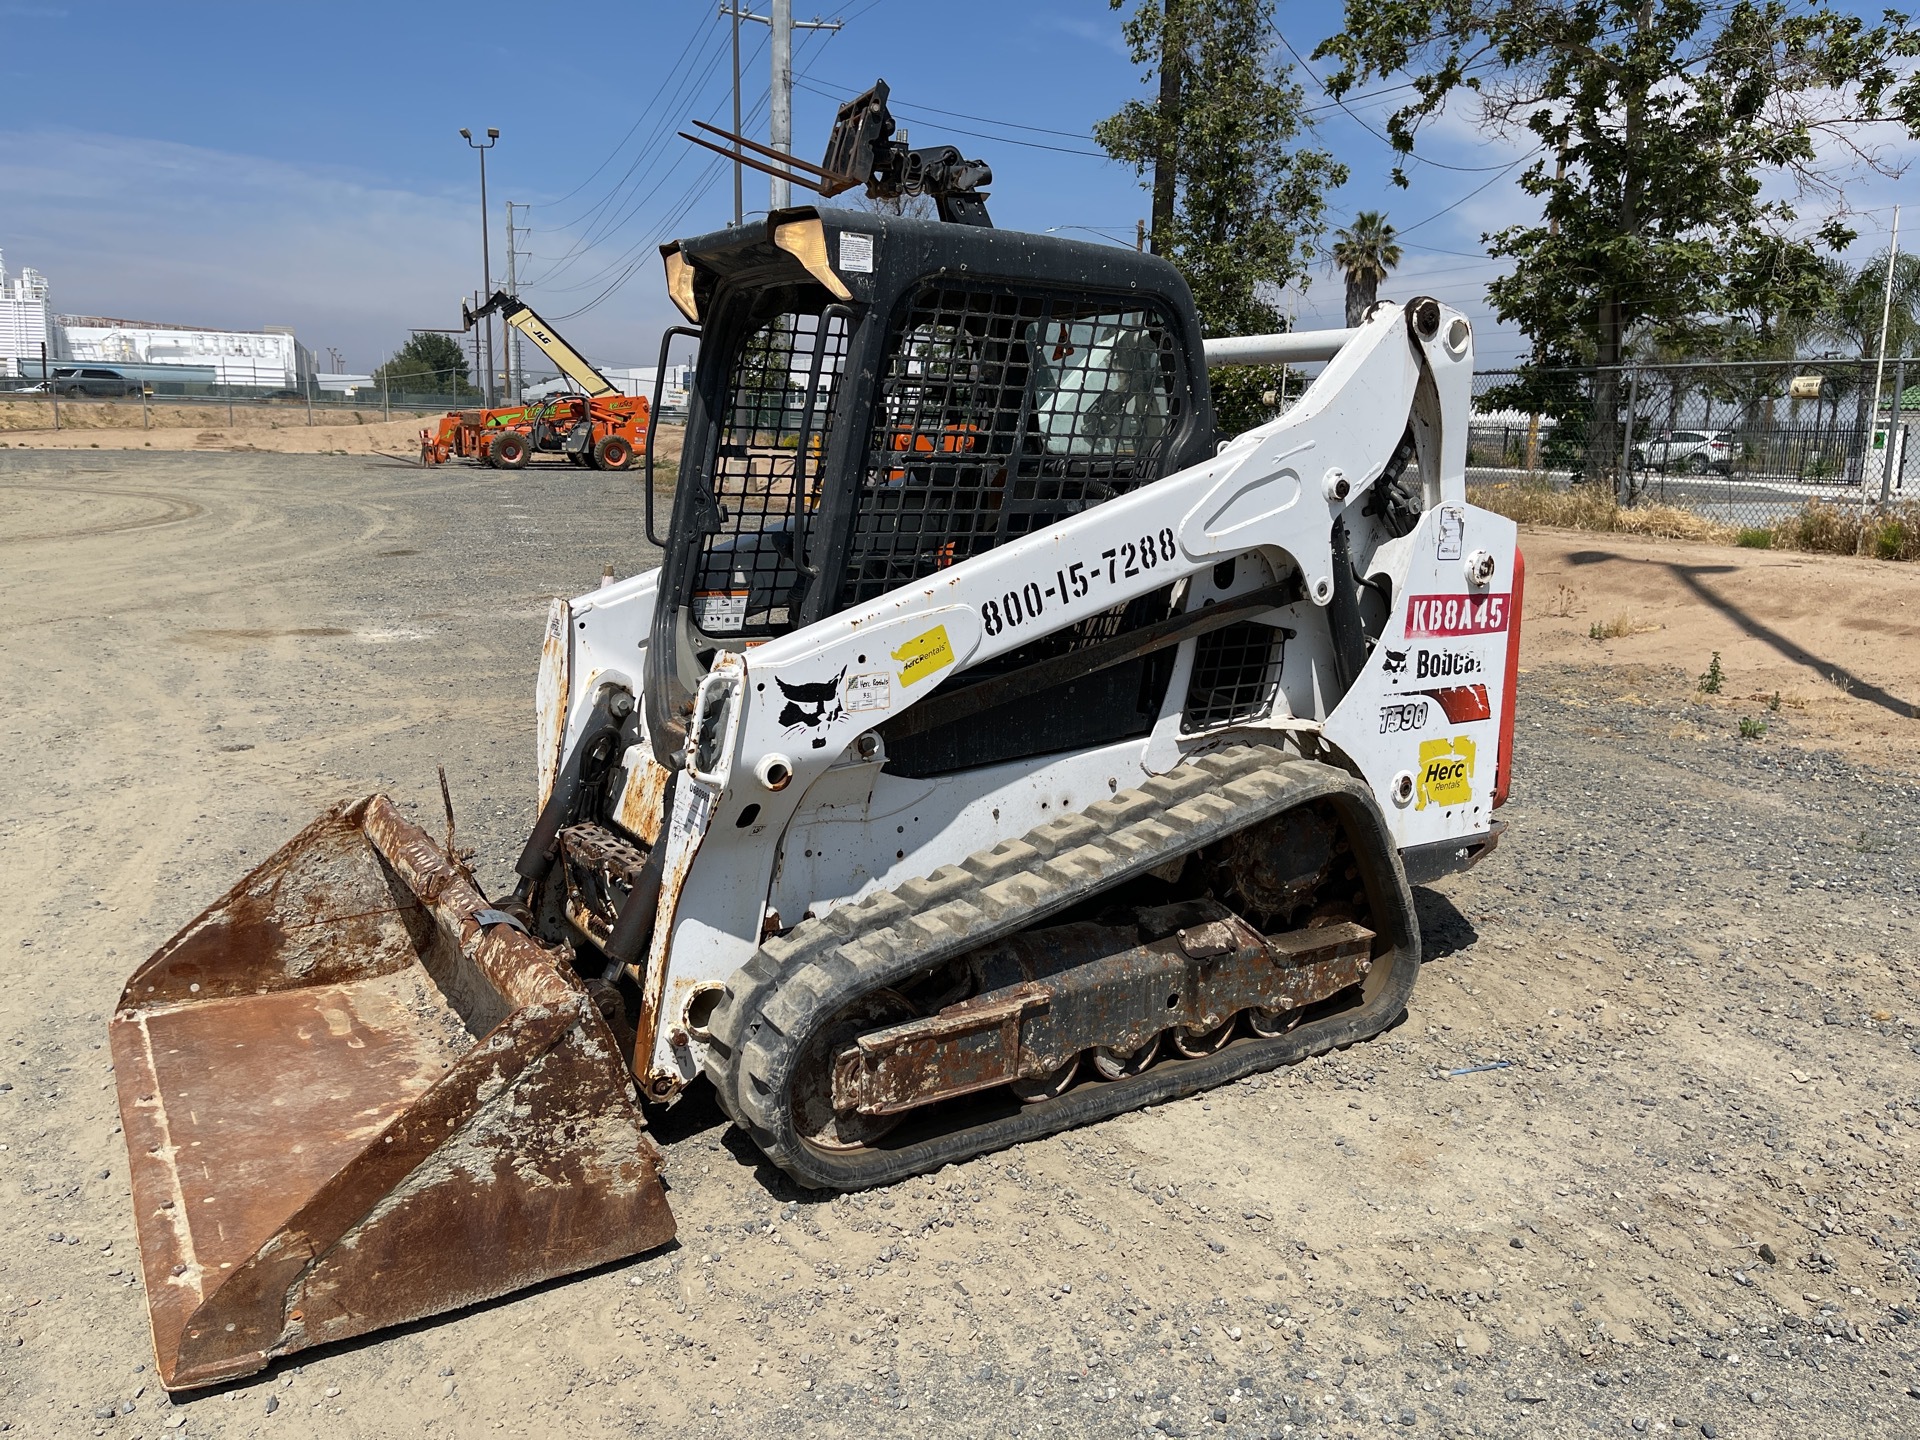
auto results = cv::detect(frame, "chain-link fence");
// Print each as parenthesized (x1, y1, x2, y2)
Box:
(0, 362, 481, 426)
(1468, 357, 1920, 528)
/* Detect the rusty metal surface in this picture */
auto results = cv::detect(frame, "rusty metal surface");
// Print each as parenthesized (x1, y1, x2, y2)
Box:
(535, 599, 570, 809)
(835, 984, 1048, 1116)
(832, 915, 1375, 1118)
(119, 801, 414, 1008)
(612, 750, 673, 847)
(111, 797, 675, 1391)
(558, 822, 651, 943)
(633, 775, 723, 1099)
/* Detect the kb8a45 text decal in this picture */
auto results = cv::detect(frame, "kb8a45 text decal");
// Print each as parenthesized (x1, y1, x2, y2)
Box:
(1405, 593, 1509, 638)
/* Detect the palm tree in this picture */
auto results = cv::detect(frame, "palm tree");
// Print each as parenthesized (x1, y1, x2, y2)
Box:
(1330, 211, 1403, 328)
(1811, 250, 1920, 485)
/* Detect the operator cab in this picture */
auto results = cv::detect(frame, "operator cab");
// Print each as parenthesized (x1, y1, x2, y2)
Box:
(648, 205, 1218, 775)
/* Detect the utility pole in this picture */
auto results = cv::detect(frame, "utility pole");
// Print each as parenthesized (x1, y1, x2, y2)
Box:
(460, 126, 500, 406)
(721, 4, 842, 213)
(1150, 0, 1181, 254)
(730, 2, 743, 222)
(505, 200, 530, 403)
(770, 0, 793, 208)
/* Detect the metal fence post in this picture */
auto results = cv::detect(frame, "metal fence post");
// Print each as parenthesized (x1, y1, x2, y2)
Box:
(383, 373, 390, 423)
(1884, 358, 1906, 508)
(142, 384, 149, 430)
(227, 384, 234, 427)
(306, 373, 313, 426)
(1619, 367, 1640, 506)
(43, 342, 58, 431)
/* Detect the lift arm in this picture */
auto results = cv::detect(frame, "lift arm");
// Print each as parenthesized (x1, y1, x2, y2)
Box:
(466, 290, 620, 400)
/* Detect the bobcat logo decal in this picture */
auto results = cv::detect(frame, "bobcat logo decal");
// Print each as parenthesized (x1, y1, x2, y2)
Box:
(776, 669, 846, 732)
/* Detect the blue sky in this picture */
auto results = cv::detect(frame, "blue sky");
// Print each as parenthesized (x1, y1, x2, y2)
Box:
(0, 0, 1911, 375)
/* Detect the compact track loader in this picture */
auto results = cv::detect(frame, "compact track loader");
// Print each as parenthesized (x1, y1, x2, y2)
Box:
(112, 83, 1521, 1390)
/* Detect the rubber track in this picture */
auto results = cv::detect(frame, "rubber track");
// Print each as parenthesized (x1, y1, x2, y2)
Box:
(701, 744, 1422, 1191)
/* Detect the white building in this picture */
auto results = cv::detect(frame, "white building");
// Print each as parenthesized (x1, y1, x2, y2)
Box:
(0, 251, 53, 379)
(58, 316, 314, 390)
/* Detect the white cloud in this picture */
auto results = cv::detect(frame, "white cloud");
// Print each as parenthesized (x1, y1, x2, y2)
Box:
(0, 128, 677, 372)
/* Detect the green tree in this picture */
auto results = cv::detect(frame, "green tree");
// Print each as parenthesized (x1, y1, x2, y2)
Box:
(1096, 0, 1348, 435)
(1317, 0, 1920, 490)
(374, 332, 475, 397)
(1330, 210, 1402, 327)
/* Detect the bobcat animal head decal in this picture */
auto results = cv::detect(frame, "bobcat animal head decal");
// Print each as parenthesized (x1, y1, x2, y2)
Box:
(776, 669, 846, 732)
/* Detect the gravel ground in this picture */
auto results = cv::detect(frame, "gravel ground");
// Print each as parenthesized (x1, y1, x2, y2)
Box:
(2, 451, 1917, 1439)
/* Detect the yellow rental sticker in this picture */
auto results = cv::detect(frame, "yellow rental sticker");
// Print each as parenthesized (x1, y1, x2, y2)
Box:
(892, 624, 956, 686)
(1416, 734, 1476, 810)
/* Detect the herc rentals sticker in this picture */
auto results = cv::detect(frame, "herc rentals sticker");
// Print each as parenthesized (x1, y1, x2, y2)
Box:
(892, 624, 956, 686)
(1405, 593, 1509, 638)
(1416, 734, 1476, 810)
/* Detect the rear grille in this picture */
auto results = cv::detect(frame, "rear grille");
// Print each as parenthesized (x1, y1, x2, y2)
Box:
(1182, 622, 1282, 731)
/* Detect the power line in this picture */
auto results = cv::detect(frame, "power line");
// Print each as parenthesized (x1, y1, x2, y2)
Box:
(545, 25, 841, 320)
(795, 69, 1105, 141)
(536, 12, 715, 216)
(529, 20, 742, 272)
(1276, 29, 1523, 174)
(1397, 154, 1535, 235)
(539, 78, 776, 298)
(529, 27, 762, 288)
(542, 21, 734, 238)
(1400, 239, 1499, 259)
(790, 74, 1111, 157)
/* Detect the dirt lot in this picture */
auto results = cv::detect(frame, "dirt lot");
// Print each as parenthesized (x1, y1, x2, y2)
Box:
(0, 404, 689, 474)
(2, 451, 1918, 1440)
(1518, 529, 1920, 767)
(0, 399, 437, 458)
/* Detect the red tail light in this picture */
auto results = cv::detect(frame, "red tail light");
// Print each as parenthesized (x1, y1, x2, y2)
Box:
(1493, 547, 1524, 808)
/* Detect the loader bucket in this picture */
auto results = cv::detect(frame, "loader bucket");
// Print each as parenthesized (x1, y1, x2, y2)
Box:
(108, 796, 676, 1392)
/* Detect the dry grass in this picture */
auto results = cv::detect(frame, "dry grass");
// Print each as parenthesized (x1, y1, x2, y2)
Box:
(1536, 583, 1584, 619)
(1588, 614, 1662, 640)
(1473, 482, 1920, 563)
(1470, 480, 1737, 542)
(1772, 501, 1920, 562)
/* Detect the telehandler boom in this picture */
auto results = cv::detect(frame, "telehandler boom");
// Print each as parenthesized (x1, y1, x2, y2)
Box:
(112, 82, 1520, 1389)
(419, 292, 648, 469)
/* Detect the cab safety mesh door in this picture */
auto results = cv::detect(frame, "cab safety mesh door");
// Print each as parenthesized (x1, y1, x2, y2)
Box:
(837, 285, 1182, 613)
(690, 309, 849, 638)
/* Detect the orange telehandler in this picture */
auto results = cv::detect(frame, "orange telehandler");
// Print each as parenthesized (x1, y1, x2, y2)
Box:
(419, 291, 649, 470)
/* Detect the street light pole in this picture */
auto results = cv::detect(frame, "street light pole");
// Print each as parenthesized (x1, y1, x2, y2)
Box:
(460, 126, 500, 407)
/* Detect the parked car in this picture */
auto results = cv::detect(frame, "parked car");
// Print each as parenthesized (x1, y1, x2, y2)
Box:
(1632, 428, 1733, 475)
(51, 366, 145, 397)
